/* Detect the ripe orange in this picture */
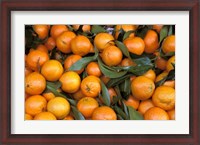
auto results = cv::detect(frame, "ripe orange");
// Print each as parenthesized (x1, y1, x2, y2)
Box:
(163, 80, 175, 88)
(155, 56, 167, 70)
(101, 45, 123, 66)
(25, 113, 33, 120)
(72, 89, 85, 101)
(94, 33, 115, 52)
(34, 112, 57, 120)
(72, 25, 91, 32)
(81, 75, 101, 98)
(77, 97, 99, 118)
(100, 75, 110, 85)
(120, 58, 136, 67)
(86, 62, 102, 77)
(25, 95, 47, 116)
(142, 69, 156, 82)
(115, 25, 137, 39)
(131, 76, 155, 100)
(138, 99, 155, 115)
(64, 54, 84, 74)
(59, 71, 81, 93)
(25, 72, 46, 95)
(25, 66, 32, 77)
(92, 106, 117, 120)
(130, 75, 137, 82)
(44, 37, 56, 51)
(33, 25, 49, 40)
(144, 107, 169, 120)
(152, 86, 175, 111)
(47, 97, 70, 119)
(42, 92, 55, 101)
(50, 25, 68, 39)
(36, 44, 48, 53)
(41, 60, 64, 81)
(162, 35, 175, 54)
(108, 88, 117, 103)
(166, 55, 175, 72)
(123, 37, 145, 55)
(56, 31, 76, 53)
(123, 95, 140, 110)
(63, 115, 74, 120)
(144, 30, 159, 53)
(155, 71, 168, 83)
(167, 109, 175, 120)
(71, 35, 91, 56)
(153, 25, 163, 33)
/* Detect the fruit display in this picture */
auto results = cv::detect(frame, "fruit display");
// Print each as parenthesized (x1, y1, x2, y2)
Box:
(25, 25, 175, 120)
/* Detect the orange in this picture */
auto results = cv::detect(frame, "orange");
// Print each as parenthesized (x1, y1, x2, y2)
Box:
(131, 76, 155, 100)
(92, 106, 117, 120)
(101, 45, 123, 66)
(115, 25, 137, 39)
(144, 107, 169, 120)
(94, 33, 115, 52)
(120, 58, 136, 67)
(25, 72, 46, 95)
(25, 66, 32, 77)
(142, 69, 156, 82)
(81, 75, 101, 98)
(71, 35, 91, 56)
(42, 92, 55, 101)
(26, 49, 49, 71)
(41, 60, 64, 81)
(166, 55, 175, 72)
(138, 99, 155, 115)
(108, 88, 117, 103)
(77, 97, 99, 118)
(64, 54, 84, 74)
(32, 25, 49, 40)
(25, 95, 47, 116)
(73, 25, 91, 32)
(72, 89, 85, 101)
(144, 30, 159, 53)
(86, 62, 102, 77)
(34, 112, 57, 120)
(162, 35, 175, 54)
(130, 75, 136, 82)
(50, 25, 68, 39)
(155, 56, 167, 70)
(100, 75, 110, 85)
(155, 71, 168, 83)
(163, 80, 175, 88)
(63, 115, 74, 120)
(167, 109, 175, 120)
(123, 37, 145, 55)
(44, 37, 56, 51)
(47, 97, 70, 119)
(36, 44, 48, 53)
(56, 31, 76, 53)
(25, 113, 33, 120)
(152, 86, 175, 111)
(123, 95, 140, 110)
(59, 71, 81, 93)
(153, 25, 163, 33)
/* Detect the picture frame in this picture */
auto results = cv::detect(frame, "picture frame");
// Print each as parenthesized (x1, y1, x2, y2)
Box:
(0, 0, 199, 144)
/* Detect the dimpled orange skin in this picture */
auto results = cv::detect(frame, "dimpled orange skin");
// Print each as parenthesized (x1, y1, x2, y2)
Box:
(33, 25, 49, 40)
(144, 107, 169, 120)
(92, 106, 117, 120)
(162, 35, 175, 54)
(86, 62, 102, 77)
(152, 86, 175, 111)
(144, 30, 159, 54)
(34, 112, 57, 120)
(50, 25, 69, 39)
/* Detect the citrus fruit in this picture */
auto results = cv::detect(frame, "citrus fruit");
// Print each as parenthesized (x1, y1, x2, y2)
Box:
(36, 44, 48, 53)
(25, 113, 33, 120)
(153, 25, 163, 33)
(33, 25, 49, 40)
(34, 112, 57, 120)
(142, 69, 156, 82)
(73, 25, 91, 32)
(86, 62, 102, 77)
(92, 106, 117, 120)
(144, 30, 159, 53)
(162, 35, 175, 54)
(166, 55, 175, 72)
(72, 89, 85, 101)
(138, 99, 155, 114)
(155, 56, 167, 70)
(144, 107, 169, 120)
(120, 58, 136, 67)
(44, 37, 56, 51)
(42, 92, 55, 101)
(115, 25, 137, 39)
(167, 109, 175, 120)
(123, 95, 140, 110)
(50, 25, 68, 39)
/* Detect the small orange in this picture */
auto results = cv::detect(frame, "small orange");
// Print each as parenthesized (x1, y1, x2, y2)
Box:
(81, 75, 101, 98)
(166, 55, 175, 72)
(167, 109, 175, 120)
(33, 25, 49, 40)
(163, 80, 175, 88)
(130, 75, 137, 82)
(34, 112, 57, 120)
(25, 95, 47, 116)
(115, 25, 137, 39)
(25, 72, 46, 95)
(71, 35, 91, 56)
(25, 66, 32, 77)
(153, 25, 163, 33)
(162, 35, 175, 54)
(101, 45, 123, 66)
(77, 97, 99, 118)
(144, 30, 159, 54)
(131, 76, 155, 100)
(120, 58, 136, 67)
(63, 115, 74, 120)
(155, 56, 167, 70)
(44, 37, 56, 51)
(144, 107, 169, 120)
(42, 92, 55, 101)
(25, 113, 33, 120)
(123, 95, 140, 110)
(142, 69, 156, 82)
(73, 25, 91, 32)
(72, 89, 85, 101)
(155, 71, 168, 83)
(92, 106, 117, 120)
(41, 60, 64, 81)
(108, 88, 117, 103)
(50, 25, 68, 39)
(138, 99, 155, 115)
(36, 44, 48, 53)
(94, 33, 115, 52)
(100, 75, 110, 85)
(86, 62, 102, 77)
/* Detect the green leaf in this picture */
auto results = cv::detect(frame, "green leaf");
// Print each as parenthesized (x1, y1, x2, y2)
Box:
(168, 25, 173, 36)
(113, 105, 129, 120)
(117, 114, 124, 120)
(91, 25, 107, 34)
(134, 57, 152, 66)
(127, 106, 144, 120)
(159, 25, 168, 43)
(121, 101, 129, 117)
(100, 80, 110, 106)
(71, 106, 85, 120)
(135, 25, 149, 39)
(166, 68, 175, 81)
(123, 30, 135, 40)
(115, 40, 131, 58)
(119, 78, 131, 99)
(67, 25, 74, 31)
(128, 65, 153, 76)
(46, 81, 62, 90)
(107, 74, 132, 87)
(155, 76, 167, 87)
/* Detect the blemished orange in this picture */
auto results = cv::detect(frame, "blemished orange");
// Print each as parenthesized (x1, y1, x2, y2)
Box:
(47, 97, 70, 119)
(144, 30, 159, 54)
(41, 60, 64, 81)
(71, 35, 91, 56)
(163, 80, 175, 88)
(142, 69, 156, 82)
(167, 109, 175, 120)
(44, 37, 56, 51)
(59, 71, 81, 93)
(162, 35, 175, 54)
(155, 56, 167, 70)
(34, 112, 57, 120)
(64, 54, 84, 74)
(25, 113, 33, 120)
(123, 95, 140, 110)
(42, 92, 56, 101)
(138, 99, 155, 115)
(56, 31, 76, 53)
(153, 25, 163, 33)
(120, 58, 136, 67)
(94, 33, 115, 52)
(63, 115, 74, 120)
(33, 25, 49, 40)
(86, 62, 102, 77)
(115, 25, 137, 39)
(92, 106, 117, 120)
(152, 86, 175, 111)
(77, 97, 99, 118)
(131, 76, 155, 100)
(73, 25, 91, 32)
(50, 25, 68, 39)
(101, 45, 123, 66)
(144, 107, 169, 120)
(166, 55, 175, 72)
(26, 49, 49, 71)
(81, 75, 101, 98)
(25, 72, 46, 95)
(36, 44, 48, 53)
(72, 89, 85, 101)
(25, 95, 47, 116)
(123, 37, 145, 55)
(155, 71, 168, 83)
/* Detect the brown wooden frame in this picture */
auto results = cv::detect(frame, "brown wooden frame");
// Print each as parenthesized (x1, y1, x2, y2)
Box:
(0, 0, 199, 144)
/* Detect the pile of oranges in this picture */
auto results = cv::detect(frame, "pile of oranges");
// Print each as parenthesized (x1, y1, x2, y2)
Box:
(25, 25, 175, 120)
